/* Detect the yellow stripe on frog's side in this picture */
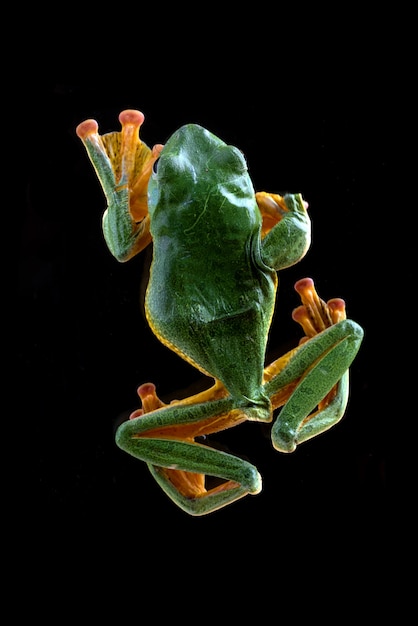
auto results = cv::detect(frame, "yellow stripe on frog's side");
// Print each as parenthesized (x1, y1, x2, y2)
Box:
(144, 297, 213, 379)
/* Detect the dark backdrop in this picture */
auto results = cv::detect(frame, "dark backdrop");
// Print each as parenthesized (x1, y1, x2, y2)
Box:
(16, 58, 403, 613)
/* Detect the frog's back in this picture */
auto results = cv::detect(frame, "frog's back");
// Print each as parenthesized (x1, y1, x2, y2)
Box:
(145, 124, 276, 400)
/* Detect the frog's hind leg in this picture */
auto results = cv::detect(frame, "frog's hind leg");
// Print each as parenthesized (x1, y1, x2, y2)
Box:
(262, 278, 363, 453)
(148, 465, 256, 516)
(115, 383, 262, 515)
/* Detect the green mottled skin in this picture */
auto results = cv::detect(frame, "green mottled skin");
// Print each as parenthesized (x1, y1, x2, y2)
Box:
(76, 113, 363, 515)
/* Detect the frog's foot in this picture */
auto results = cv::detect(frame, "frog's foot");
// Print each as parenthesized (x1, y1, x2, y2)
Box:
(292, 277, 346, 341)
(290, 277, 348, 408)
(128, 383, 168, 419)
(263, 278, 346, 399)
(256, 191, 309, 236)
(117, 381, 262, 515)
(128, 379, 230, 419)
(256, 192, 289, 236)
(263, 278, 363, 452)
(76, 110, 163, 261)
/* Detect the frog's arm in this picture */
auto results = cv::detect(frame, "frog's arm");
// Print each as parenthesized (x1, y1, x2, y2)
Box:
(256, 192, 311, 269)
(76, 110, 163, 261)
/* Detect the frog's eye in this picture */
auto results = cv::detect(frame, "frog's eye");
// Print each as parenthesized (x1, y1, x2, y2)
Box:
(153, 158, 160, 174)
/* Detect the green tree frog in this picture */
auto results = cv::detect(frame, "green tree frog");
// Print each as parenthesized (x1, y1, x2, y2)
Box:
(76, 110, 363, 515)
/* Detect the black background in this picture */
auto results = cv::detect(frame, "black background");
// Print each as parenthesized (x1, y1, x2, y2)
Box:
(16, 24, 407, 616)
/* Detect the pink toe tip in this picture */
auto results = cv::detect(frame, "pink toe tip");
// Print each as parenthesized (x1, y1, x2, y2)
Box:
(75, 119, 99, 139)
(118, 109, 145, 127)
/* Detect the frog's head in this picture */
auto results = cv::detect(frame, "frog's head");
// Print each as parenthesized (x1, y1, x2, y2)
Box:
(148, 124, 253, 217)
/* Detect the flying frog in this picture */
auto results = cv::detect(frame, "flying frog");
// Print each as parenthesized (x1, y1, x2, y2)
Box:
(76, 110, 363, 515)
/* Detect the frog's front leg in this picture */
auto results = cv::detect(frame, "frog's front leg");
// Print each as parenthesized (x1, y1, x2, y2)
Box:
(76, 110, 162, 261)
(115, 384, 262, 516)
(263, 278, 364, 453)
(256, 191, 311, 268)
